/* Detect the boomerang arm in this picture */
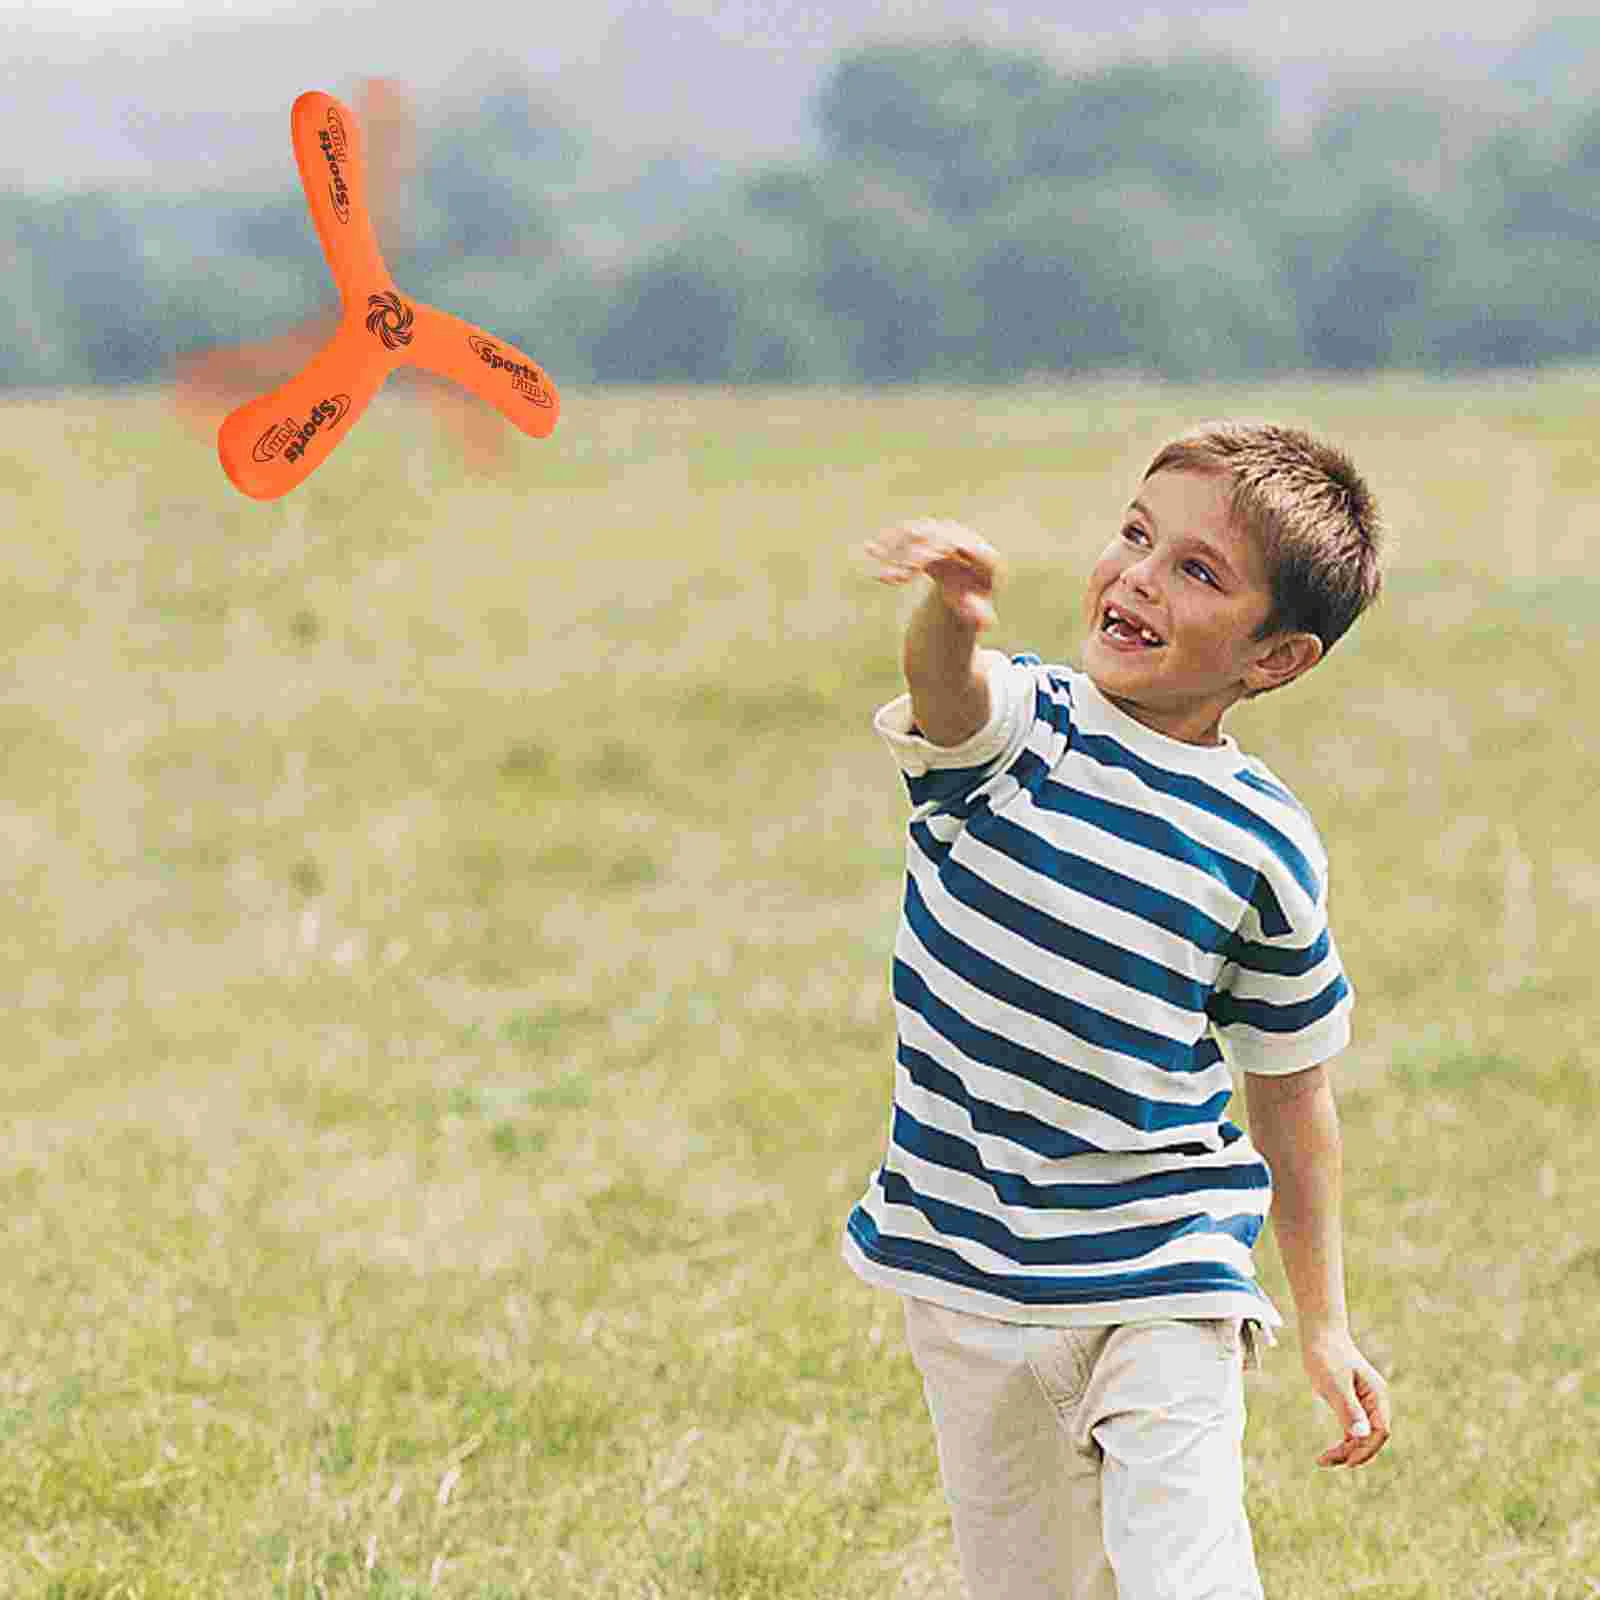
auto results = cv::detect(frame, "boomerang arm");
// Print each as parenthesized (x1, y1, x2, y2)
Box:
(213, 91, 559, 500)
(400, 301, 561, 440)
(291, 91, 394, 312)
(217, 320, 396, 501)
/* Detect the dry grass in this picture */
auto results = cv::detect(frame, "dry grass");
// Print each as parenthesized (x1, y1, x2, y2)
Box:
(1, 372, 1597, 1598)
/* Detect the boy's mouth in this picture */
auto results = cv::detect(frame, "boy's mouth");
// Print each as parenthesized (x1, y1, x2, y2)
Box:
(1100, 602, 1165, 650)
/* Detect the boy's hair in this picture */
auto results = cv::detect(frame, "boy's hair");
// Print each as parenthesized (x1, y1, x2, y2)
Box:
(1143, 421, 1383, 666)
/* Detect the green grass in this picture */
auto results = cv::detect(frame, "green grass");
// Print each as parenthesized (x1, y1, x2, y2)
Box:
(1, 372, 1597, 1596)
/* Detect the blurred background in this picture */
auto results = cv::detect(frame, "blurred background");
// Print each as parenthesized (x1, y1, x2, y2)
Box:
(4, 0, 1599, 395)
(5, 6, 1600, 1595)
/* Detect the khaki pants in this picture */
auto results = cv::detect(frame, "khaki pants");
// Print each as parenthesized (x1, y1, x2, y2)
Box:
(902, 1295, 1265, 1600)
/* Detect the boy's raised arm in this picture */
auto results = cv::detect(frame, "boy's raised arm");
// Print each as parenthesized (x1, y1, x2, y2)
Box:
(866, 518, 1003, 747)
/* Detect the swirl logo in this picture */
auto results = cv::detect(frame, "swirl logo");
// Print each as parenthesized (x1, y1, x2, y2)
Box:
(467, 333, 555, 408)
(252, 394, 352, 464)
(366, 290, 414, 350)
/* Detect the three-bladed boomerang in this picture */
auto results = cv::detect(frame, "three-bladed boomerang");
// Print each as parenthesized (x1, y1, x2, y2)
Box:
(218, 90, 560, 500)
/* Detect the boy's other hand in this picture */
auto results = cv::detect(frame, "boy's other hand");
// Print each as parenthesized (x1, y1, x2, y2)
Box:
(1303, 1326, 1391, 1468)
(865, 518, 1001, 631)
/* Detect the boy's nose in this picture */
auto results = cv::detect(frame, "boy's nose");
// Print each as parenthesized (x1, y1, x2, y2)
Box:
(1122, 562, 1160, 602)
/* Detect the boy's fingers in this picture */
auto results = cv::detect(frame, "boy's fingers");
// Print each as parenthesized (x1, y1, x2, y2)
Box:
(1333, 1422, 1389, 1469)
(863, 535, 926, 582)
(1348, 1367, 1390, 1449)
(1328, 1372, 1365, 1429)
(870, 520, 995, 571)
(865, 529, 939, 575)
(1313, 1375, 1364, 1467)
(862, 522, 1001, 620)
(864, 550, 996, 599)
(1316, 1368, 1390, 1468)
(1348, 1371, 1392, 1466)
(1356, 1366, 1392, 1435)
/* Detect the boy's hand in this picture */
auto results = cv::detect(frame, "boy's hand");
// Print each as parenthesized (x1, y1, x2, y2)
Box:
(1302, 1325, 1391, 1468)
(865, 518, 1001, 631)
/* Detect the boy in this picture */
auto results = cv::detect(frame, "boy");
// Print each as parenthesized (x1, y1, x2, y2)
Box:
(842, 422, 1392, 1600)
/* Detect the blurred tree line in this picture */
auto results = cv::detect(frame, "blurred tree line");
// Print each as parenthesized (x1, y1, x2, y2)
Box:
(4, 38, 1599, 389)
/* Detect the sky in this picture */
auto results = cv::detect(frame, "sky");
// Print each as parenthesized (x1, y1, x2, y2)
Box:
(0, 0, 1565, 192)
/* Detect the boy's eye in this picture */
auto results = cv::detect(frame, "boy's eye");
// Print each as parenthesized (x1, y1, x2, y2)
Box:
(1121, 524, 1147, 544)
(1185, 560, 1218, 586)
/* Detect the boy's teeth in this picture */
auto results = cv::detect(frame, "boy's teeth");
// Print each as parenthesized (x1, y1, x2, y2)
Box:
(1105, 607, 1161, 645)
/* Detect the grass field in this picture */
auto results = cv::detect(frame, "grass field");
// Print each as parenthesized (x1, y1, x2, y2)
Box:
(2, 371, 1597, 1599)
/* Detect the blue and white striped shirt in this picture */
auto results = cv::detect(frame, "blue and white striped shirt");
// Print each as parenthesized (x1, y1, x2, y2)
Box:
(843, 653, 1353, 1327)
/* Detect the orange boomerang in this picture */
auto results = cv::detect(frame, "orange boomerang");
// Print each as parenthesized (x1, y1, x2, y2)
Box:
(217, 91, 559, 500)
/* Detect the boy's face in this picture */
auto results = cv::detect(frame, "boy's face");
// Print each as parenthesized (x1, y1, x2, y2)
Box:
(1080, 469, 1318, 746)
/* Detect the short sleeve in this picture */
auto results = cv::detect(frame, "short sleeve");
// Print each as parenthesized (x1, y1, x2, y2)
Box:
(874, 650, 1037, 813)
(1207, 844, 1354, 1076)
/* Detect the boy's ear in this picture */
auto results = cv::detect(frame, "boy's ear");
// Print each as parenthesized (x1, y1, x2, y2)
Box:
(1246, 630, 1323, 695)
